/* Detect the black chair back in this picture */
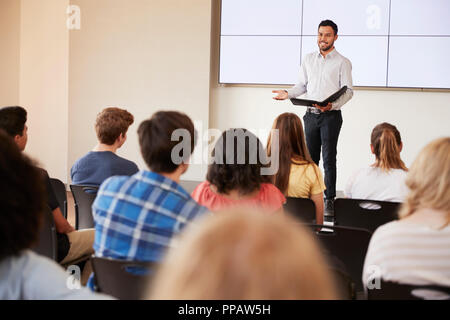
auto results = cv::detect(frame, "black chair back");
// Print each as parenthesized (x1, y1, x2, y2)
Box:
(50, 178, 68, 219)
(91, 256, 159, 300)
(367, 279, 450, 300)
(32, 206, 58, 261)
(307, 224, 372, 293)
(334, 198, 401, 233)
(283, 197, 316, 223)
(179, 180, 201, 194)
(70, 185, 99, 230)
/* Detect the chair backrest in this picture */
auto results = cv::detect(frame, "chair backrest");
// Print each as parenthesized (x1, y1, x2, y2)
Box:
(367, 279, 450, 300)
(50, 178, 68, 219)
(91, 256, 159, 300)
(283, 197, 316, 223)
(307, 224, 372, 293)
(334, 198, 401, 233)
(179, 180, 201, 194)
(31, 206, 58, 261)
(70, 185, 99, 230)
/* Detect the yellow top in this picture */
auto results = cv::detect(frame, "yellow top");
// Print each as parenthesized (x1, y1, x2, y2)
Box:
(287, 161, 326, 198)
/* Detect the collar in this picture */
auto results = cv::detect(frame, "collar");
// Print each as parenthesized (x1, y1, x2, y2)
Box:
(136, 170, 191, 199)
(317, 48, 337, 59)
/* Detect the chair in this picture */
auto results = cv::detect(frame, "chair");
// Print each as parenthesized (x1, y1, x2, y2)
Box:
(50, 178, 68, 219)
(367, 279, 450, 300)
(307, 224, 372, 294)
(179, 180, 201, 194)
(91, 256, 159, 300)
(334, 198, 401, 233)
(283, 197, 316, 223)
(31, 206, 58, 261)
(70, 185, 99, 230)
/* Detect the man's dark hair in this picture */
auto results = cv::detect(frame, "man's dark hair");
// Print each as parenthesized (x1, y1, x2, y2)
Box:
(138, 111, 196, 173)
(0, 129, 46, 262)
(207, 128, 270, 196)
(318, 20, 338, 35)
(0, 106, 27, 137)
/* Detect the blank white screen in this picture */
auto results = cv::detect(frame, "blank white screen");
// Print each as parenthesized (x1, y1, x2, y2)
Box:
(221, 0, 302, 35)
(219, 0, 450, 88)
(302, 0, 390, 35)
(388, 37, 450, 88)
(220, 36, 301, 84)
(390, 0, 450, 36)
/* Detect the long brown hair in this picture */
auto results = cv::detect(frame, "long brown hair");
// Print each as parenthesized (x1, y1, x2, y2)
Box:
(371, 122, 407, 171)
(267, 113, 315, 194)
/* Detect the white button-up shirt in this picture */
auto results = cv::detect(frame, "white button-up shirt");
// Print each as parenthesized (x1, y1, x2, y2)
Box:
(287, 48, 354, 111)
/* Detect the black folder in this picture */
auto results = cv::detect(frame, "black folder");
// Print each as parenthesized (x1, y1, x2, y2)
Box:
(290, 86, 348, 107)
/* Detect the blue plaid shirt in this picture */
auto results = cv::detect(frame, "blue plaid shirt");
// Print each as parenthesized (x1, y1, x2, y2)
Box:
(91, 170, 208, 262)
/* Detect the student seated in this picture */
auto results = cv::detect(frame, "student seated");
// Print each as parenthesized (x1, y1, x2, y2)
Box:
(0, 106, 94, 271)
(88, 111, 208, 289)
(267, 113, 325, 224)
(363, 137, 450, 299)
(345, 122, 408, 202)
(71, 107, 139, 186)
(192, 128, 285, 213)
(0, 130, 111, 300)
(148, 208, 338, 299)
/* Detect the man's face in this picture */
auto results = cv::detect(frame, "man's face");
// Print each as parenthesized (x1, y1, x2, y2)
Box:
(15, 124, 28, 151)
(317, 26, 338, 52)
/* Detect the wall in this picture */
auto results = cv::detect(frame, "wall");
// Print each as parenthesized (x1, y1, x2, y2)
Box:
(69, 0, 212, 181)
(209, 1, 450, 191)
(0, 0, 21, 106)
(19, 0, 69, 181)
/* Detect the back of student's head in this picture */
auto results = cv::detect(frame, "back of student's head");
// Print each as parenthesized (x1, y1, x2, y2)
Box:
(371, 122, 407, 171)
(148, 209, 338, 299)
(0, 129, 46, 262)
(0, 106, 27, 137)
(138, 111, 196, 173)
(95, 107, 134, 145)
(400, 137, 450, 222)
(267, 113, 314, 194)
(207, 128, 270, 196)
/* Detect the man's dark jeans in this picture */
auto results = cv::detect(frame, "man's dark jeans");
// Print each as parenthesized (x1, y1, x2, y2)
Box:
(303, 110, 343, 200)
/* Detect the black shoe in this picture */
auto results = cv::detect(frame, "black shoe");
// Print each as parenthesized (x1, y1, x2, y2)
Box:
(324, 199, 335, 216)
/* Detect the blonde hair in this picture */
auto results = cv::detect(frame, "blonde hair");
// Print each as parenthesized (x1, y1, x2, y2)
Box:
(148, 209, 338, 300)
(371, 122, 407, 171)
(399, 137, 450, 224)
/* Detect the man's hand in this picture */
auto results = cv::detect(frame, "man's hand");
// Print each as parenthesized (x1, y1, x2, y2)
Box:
(313, 103, 332, 112)
(272, 90, 288, 100)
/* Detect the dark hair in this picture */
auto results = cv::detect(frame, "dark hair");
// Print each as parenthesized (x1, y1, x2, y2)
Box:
(318, 20, 338, 35)
(371, 122, 407, 171)
(0, 106, 27, 137)
(267, 113, 316, 194)
(95, 107, 134, 145)
(0, 129, 46, 262)
(138, 111, 196, 173)
(207, 128, 270, 195)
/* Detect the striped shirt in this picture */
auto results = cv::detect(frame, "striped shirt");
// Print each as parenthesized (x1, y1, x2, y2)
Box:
(363, 217, 450, 299)
(92, 170, 209, 262)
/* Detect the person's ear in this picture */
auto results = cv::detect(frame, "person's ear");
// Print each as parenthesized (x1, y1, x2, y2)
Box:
(180, 162, 189, 175)
(334, 34, 338, 41)
(399, 142, 403, 152)
(370, 144, 375, 154)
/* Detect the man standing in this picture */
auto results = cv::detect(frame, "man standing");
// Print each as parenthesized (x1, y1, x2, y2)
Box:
(273, 20, 353, 214)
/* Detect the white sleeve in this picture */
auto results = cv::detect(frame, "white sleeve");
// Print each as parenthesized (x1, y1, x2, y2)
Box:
(332, 58, 353, 110)
(344, 169, 360, 198)
(287, 57, 308, 98)
(22, 252, 114, 300)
